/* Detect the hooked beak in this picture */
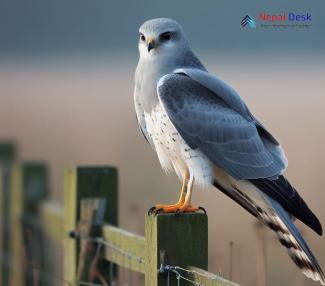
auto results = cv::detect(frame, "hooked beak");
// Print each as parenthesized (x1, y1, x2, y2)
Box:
(147, 38, 155, 52)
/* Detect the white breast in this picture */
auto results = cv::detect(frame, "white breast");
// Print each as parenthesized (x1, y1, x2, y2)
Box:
(144, 103, 214, 188)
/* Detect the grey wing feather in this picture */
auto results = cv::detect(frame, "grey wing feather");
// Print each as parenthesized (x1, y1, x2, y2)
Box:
(157, 73, 287, 180)
(175, 68, 288, 165)
(174, 68, 251, 118)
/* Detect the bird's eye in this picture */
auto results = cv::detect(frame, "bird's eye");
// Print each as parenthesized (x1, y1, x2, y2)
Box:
(139, 33, 146, 42)
(160, 32, 172, 41)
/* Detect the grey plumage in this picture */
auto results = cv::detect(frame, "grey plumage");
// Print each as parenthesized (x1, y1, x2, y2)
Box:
(157, 72, 287, 180)
(134, 18, 324, 284)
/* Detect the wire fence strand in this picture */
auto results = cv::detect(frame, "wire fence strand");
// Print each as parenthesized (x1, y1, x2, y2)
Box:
(72, 231, 227, 286)
(4, 216, 229, 286)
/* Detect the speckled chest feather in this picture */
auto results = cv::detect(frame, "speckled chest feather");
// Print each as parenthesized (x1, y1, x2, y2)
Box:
(144, 103, 213, 187)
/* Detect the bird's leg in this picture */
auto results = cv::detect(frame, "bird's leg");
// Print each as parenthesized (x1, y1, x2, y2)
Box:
(149, 170, 189, 213)
(149, 170, 205, 214)
(178, 175, 205, 213)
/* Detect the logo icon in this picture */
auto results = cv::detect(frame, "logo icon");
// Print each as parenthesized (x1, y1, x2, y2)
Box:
(241, 15, 256, 28)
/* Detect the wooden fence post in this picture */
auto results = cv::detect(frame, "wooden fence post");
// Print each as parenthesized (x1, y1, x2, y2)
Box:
(7, 161, 49, 286)
(145, 213, 208, 286)
(21, 162, 48, 285)
(0, 142, 16, 286)
(9, 163, 23, 286)
(64, 166, 118, 285)
(77, 198, 107, 284)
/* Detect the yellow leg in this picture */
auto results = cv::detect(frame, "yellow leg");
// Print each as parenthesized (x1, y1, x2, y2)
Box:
(152, 170, 189, 213)
(178, 176, 200, 212)
(149, 171, 204, 214)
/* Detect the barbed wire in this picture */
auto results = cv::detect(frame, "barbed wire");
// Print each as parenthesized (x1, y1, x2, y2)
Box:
(160, 264, 224, 286)
(71, 232, 143, 286)
(73, 231, 229, 286)
(4, 214, 230, 286)
(72, 233, 146, 266)
(165, 265, 202, 285)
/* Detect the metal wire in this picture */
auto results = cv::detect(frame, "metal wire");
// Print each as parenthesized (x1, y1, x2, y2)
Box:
(162, 264, 229, 286)
(72, 232, 230, 286)
(6, 221, 228, 286)
(72, 233, 140, 286)
(73, 233, 145, 267)
(164, 265, 203, 286)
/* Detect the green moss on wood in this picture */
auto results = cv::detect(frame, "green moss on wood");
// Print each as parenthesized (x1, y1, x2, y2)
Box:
(145, 213, 208, 286)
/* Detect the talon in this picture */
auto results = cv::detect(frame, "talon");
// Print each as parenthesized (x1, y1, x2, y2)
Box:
(148, 206, 157, 215)
(148, 203, 185, 214)
(198, 206, 207, 215)
(154, 208, 163, 215)
(179, 205, 205, 213)
(148, 204, 206, 214)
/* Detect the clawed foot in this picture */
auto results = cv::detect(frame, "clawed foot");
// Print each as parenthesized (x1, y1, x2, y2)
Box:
(148, 172, 206, 215)
(148, 204, 206, 215)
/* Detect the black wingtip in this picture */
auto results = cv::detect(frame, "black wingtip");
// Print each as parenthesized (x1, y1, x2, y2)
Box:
(298, 201, 322, 236)
(314, 219, 323, 236)
(250, 175, 323, 236)
(305, 206, 323, 236)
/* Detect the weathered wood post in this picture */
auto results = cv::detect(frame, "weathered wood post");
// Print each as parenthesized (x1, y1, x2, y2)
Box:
(0, 142, 17, 286)
(7, 161, 49, 286)
(9, 161, 24, 286)
(21, 162, 48, 286)
(76, 198, 107, 284)
(145, 213, 208, 286)
(64, 166, 118, 285)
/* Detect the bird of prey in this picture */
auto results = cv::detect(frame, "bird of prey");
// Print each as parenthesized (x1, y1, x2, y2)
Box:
(134, 18, 324, 284)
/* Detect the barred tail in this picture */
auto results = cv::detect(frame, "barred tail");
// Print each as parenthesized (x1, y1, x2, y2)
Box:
(262, 195, 325, 285)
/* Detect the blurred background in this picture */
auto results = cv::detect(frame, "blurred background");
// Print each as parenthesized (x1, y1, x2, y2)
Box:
(0, 0, 324, 285)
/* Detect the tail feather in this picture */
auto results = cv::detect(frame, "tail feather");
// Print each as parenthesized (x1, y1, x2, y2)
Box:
(250, 176, 322, 235)
(262, 195, 325, 285)
(213, 172, 324, 284)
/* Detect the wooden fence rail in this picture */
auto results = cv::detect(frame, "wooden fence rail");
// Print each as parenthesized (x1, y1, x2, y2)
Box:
(0, 142, 239, 286)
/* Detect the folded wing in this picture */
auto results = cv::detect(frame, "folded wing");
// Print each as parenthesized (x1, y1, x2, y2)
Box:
(157, 72, 287, 180)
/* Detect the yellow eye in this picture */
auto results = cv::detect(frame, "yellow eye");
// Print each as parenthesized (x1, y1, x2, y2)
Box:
(140, 33, 146, 42)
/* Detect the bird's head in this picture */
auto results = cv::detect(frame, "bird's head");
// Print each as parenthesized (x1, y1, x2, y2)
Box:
(138, 18, 189, 61)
